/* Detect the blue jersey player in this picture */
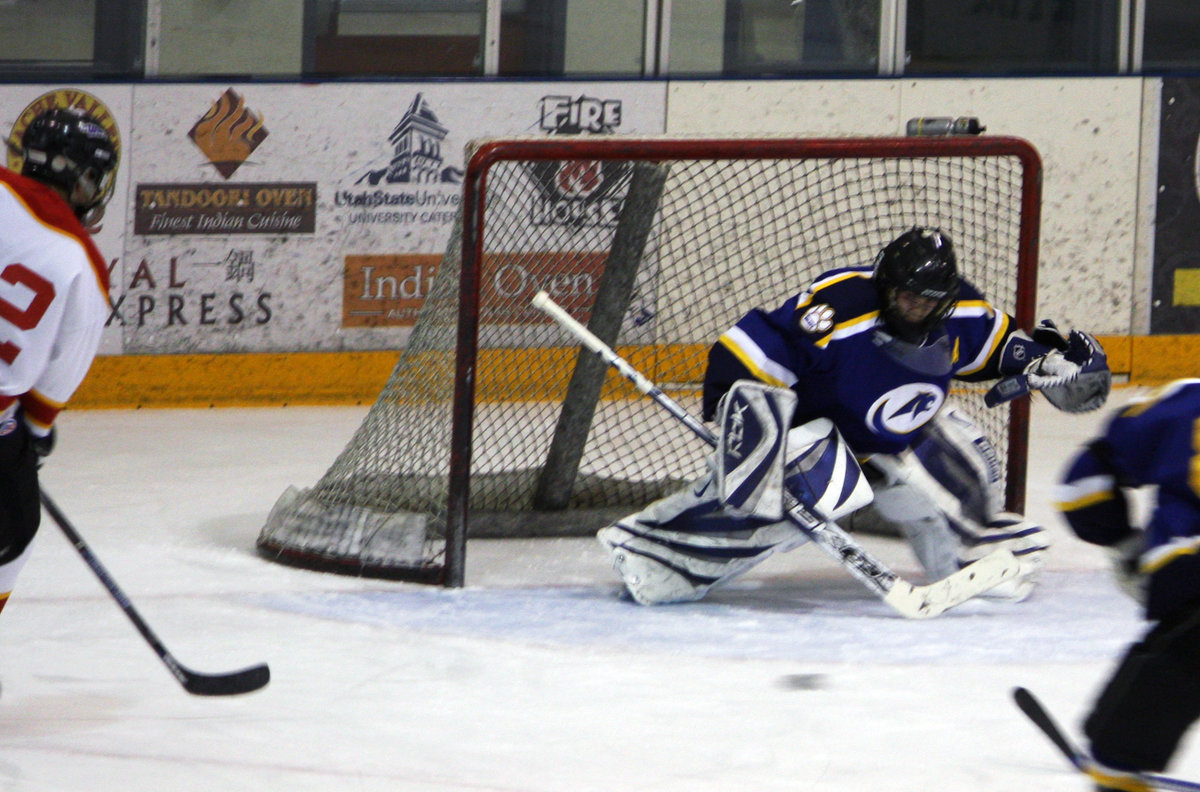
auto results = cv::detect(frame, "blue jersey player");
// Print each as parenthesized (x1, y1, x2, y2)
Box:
(597, 227, 1111, 607)
(1055, 380, 1200, 792)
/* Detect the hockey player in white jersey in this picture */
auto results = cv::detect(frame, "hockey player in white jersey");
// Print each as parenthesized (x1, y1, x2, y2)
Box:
(598, 227, 1112, 607)
(0, 107, 116, 617)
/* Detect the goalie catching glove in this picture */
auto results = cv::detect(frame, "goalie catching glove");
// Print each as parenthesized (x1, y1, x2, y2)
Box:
(986, 320, 1111, 413)
(1024, 320, 1111, 412)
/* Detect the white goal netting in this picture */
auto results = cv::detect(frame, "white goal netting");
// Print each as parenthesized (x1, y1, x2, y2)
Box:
(257, 135, 1041, 584)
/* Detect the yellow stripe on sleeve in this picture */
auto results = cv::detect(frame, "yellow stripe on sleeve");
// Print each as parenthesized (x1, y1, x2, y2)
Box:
(1054, 489, 1115, 513)
(717, 333, 789, 388)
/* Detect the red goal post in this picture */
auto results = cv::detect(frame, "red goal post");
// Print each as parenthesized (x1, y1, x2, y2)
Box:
(258, 134, 1042, 588)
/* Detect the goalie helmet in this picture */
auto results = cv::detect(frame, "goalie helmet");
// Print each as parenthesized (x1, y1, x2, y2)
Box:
(873, 227, 960, 342)
(19, 107, 118, 225)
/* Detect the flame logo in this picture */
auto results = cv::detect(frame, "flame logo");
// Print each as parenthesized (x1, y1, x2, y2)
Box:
(555, 160, 603, 198)
(188, 89, 268, 179)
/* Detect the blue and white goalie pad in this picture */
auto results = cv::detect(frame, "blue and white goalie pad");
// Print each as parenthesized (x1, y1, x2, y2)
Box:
(715, 380, 797, 520)
(782, 418, 874, 520)
(716, 380, 872, 521)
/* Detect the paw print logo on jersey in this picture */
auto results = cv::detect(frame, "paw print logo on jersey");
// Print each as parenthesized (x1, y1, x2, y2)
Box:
(799, 304, 835, 335)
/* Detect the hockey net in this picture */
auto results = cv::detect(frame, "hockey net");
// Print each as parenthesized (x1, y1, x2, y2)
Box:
(257, 135, 1041, 586)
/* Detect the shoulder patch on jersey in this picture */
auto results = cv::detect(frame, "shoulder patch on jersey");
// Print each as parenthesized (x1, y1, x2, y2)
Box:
(798, 303, 834, 335)
(793, 269, 879, 339)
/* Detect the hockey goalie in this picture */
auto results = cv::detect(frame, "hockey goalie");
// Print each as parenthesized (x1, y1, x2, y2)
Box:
(597, 227, 1112, 607)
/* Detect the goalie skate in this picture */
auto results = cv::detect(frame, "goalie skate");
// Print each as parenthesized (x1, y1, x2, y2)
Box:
(957, 512, 1049, 603)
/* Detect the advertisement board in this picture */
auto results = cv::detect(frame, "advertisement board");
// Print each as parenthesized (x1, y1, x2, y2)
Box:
(3, 82, 666, 354)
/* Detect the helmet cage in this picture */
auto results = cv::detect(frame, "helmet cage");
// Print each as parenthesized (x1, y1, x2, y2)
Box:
(873, 228, 959, 342)
(20, 109, 117, 223)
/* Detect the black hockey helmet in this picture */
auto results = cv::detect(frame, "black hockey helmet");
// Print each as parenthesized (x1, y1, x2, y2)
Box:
(20, 107, 118, 224)
(873, 227, 959, 342)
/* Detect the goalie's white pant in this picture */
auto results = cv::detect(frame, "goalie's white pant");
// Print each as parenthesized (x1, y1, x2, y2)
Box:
(597, 474, 809, 605)
(864, 453, 1050, 602)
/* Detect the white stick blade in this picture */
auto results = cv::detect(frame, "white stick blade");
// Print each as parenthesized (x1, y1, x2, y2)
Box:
(883, 549, 1021, 618)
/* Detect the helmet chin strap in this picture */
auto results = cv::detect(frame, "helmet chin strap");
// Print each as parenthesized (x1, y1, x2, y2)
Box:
(77, 204, 105, 231)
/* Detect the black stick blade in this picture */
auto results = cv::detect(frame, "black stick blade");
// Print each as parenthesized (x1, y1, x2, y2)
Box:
(181, 663, 270, 696)
(1012, 686, 1085, 769)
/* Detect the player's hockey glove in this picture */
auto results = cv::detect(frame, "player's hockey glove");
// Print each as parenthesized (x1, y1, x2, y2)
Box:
(29, 427, 55, 467)
(1105, 531, 1146, 605)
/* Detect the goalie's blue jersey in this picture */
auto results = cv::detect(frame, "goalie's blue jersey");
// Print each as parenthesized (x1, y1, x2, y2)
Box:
(702, 266, 1014, 456)
(1055, 379, 1200, 620)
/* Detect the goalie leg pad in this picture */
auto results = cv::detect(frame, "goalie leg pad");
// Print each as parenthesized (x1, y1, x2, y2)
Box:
(954, 512, 1050, 563)
(910, 406, 1003, 525)
(864, 454, 1050, 601)
(715, 380, 797, 520)
(598, 475, 808, 605)
(782, 419, 873, 520)
(874, 404, 1050, 600)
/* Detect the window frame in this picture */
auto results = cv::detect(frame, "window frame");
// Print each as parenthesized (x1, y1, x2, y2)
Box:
(0, 0, 146, 81)
(0, 0, 1170, 82)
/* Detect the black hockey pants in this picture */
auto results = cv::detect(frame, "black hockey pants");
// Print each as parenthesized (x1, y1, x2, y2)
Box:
(1085, 601, 1200, 772)
(0, 416, 41, 564)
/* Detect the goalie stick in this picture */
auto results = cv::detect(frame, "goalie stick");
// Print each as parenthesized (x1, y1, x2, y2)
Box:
(1013, 686, 1200, 792)
(530, 290, 1021, 619)
(40, 489, 270, 696)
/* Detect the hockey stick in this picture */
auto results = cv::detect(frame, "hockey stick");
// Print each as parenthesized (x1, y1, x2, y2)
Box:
(40, 489, 270, 696)
(1012, 686, 1089, 770)
(531, 291, 1021, 618)
(1013, 686, 1200, 792)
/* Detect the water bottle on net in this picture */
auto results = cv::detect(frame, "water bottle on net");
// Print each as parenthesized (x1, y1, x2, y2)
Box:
(905, 117, 986, 136)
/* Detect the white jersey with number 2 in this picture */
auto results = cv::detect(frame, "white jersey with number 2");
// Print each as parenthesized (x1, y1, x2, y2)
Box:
(0, 168, 109, 434)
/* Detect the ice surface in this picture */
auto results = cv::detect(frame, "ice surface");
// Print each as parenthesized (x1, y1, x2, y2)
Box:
(0, 387, 1194, 792)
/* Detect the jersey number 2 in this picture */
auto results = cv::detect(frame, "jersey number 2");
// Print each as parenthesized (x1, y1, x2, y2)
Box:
(0, 263, 56, 365)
